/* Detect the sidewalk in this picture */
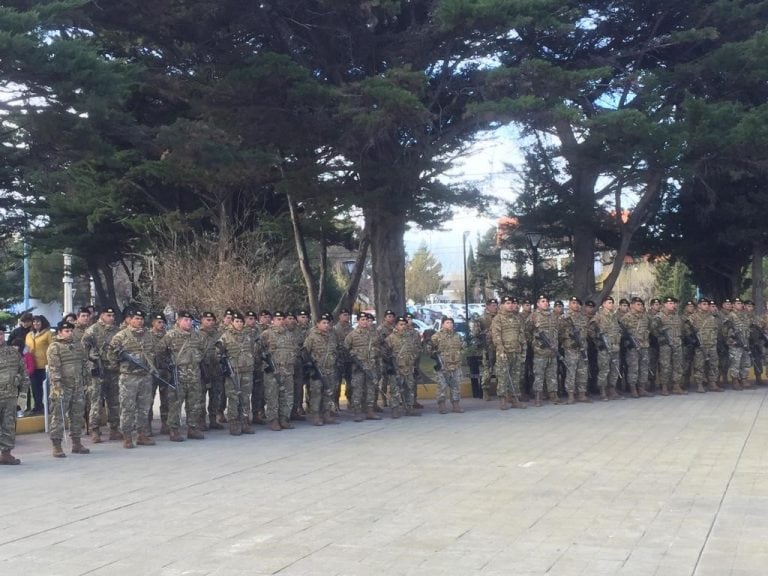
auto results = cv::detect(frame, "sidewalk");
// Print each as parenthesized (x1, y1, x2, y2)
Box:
(2, 388, 767, 576)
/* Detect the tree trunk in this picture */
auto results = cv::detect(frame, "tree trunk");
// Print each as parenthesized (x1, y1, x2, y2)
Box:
(365, 206, 406, 318)
(287, 194, 320, 319)
(752, 241, 765, 312)
(333, 235, 370, 317)
(87, 259, 119, 312)
(572, 224, 596, 300)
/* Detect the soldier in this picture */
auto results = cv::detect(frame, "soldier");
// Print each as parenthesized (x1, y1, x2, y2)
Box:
(261, 311, 298, 430)
(0, 325, 30, 464)
(405, 312, 425, 409)
(690, 298, 723, 393)
(245, 311, 266, 425)
(526, 295, 561, 406)
(647, 297, 662, 392)
(559, 297, 591, 403)
(72, 307, 91, 343)
(291, 310, 311, 420)
(619, 297, 653, 398)
(82, 307, 121, 443)
(725, 298, 752, 390)
(302, 313, 340, 425)
(376, 309, 397, 410)
(382, 315, 418, 417)
(198, 312, 224, 430)
(217, 311, 256, 435)
(159, 311, 205, 441)
(653, 296, 687, 395)
(333, 308, 354, 410)
(681, 299, 697, 389)
(109, 310, 157, 448)
(344, 312, 381, 421)
(429, 317, 465, 414)
(752, 302, 768, 386)
(47, 321, 90, 457)
(478, 298, 499, 401)
(589, 296, 623, 400)
(148, 313, 170, 435)
(491, 296, 527, 409)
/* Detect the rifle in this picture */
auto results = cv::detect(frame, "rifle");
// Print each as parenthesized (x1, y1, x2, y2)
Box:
(350, 352, 378, 381)
(304, 348, 331, 390)
(537, 332, 565, 362)
(166, 348, 180, 390)
(572, 327, 589, 365)
(621, 326, 640, 350)
(215, 342, 241, 396)
(724, 319, 746, 348)
(431, 351, 445, 372)
(114, 347, 176, 389)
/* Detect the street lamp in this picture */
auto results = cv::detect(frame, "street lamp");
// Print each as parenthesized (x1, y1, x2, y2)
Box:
(462, 231, 470, 341)
(526, 231, 543, 299)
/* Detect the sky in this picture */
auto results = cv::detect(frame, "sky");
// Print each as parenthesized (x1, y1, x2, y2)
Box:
(404, 126, 523, 275)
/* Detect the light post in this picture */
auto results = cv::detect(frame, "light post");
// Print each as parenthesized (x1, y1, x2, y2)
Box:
(526, 231, 543, 299)
(462, 231, 470, 341)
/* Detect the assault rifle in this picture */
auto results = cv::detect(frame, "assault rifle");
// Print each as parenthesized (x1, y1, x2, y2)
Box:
(621, 326, 640, 350)
(350, 352, 378, 382)
(166, 348, 180, 389)
(303, 349, 330, 390)
(215, 342, 241, 396)
(114, 347, 175, 389)
(724, 319, 746, 349)
(537, 332, 565, 362)
(431, 351, 445, 372)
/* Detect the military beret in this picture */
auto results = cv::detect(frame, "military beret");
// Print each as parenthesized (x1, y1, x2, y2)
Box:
(734, 297, 743, 303)
(176, 311, 192, 320)
(57, 321, 75, 331)
(339, 308, 351, 315)
(224, 308, 235, 316)
(522, 299, 531, 305)
(619, 298, 630, 305)
(202, 311, 217, 320)
(631, 296, 644, 304)
(405, 312, 414, 319)
(722, 298, 732, 304)
(285, 311, 296, 319)
(685, 300, 695, 307)
(486, 298, 499, 305)
(698, 297, 709, 304)
(232, 311, 244, 321)
(319, 313, 333, 322)
(664, 296, 677, 304)
(650, 298, 661, 305)
(259, 309, 271, 316)
(356, 313, 366, 320)
(297, 309, 309, 317)
(132, 310, 145, 318)
(554, 300, 564, 306)
(384, 309, 396, 316)
(602, 296, 614, 303)
(273, 311, 284, 318)
(101, 307, 116, 315)
(570, 296, 583, 305)
(152, 313, 166, 322)
(745, 300, 754, 305)
(246, 310, 257, 318)
(709, 299, 717, 305)
(537, 294, 549, 301)
(365, 312, 376, 320)
(501, 295, 517, 304)
(78, 307, 91, 315)
(396, 316, 408, 323)
(585, 300, 596, 307)
(123, 307, 135, 317)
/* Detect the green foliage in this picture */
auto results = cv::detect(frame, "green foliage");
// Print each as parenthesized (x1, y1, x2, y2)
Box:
(405, 243, 448, 303)
(652, 260, 696, 303)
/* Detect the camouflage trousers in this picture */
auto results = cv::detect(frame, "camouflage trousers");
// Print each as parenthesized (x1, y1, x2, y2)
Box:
(596, 350, 620, 391)
(89, 369, 120, 431)
(625, 347, 650, 392)
(225, 371, 253, 424)
(496, 352, 522, 398)
(202, 373, 223, 419)
(436, 367, 462, 402)
(168, 369, 203, 430)
(563, 349, 588, 394)
(693, 346, 719, 386)
(0, 396, 17, 450)
(293, 361, 308, 412)
(119, 372, 153, 437)
(480, 349, 496, 393)
(264, 369, 293, 422)
(396, 370, 416, 409)
(658, 345, 683, 388)
(532, 352, 557, 394)
(251, 367, 264, 417)
(349, 365, 377, 413)
(50, 385, 86, 441)
(728, 346, 751, 380)
(149, 374, 169, 426)
(308, 367, 337, 415)
(682, 345, 695, 386)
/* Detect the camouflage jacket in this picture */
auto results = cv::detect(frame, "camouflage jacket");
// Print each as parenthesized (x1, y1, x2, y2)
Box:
(559, 312, 588, 352)
(491, 311, 524, 355)
(0, 343, 30, 400)
(344, 326, 381, 369)
(218, 325, 256, 373)
(82, 320, 120, 373)
(526, 310, 559, 356)
(589, 308, 621, 353)
(261, 325, 297, 373)
(619, 310, 651, 349)
(478, 310, 497, 351)
(430, 329, 463, 370)
(47, 335, 88, 389)
(159, 327, 203, 370)
(653, 311, 683, 348)
(691, 310, 719, 349)
(385, 329, 420, 372)
(303, 327, 339, 374)
(109, 326, 157, 375)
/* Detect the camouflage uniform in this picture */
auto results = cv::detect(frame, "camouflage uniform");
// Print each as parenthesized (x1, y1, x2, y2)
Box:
(0, 341, 30, 459)
(429, 328, 464, 408)
(725, 308, 751, 387)
(199, 325, 224, 427)
(619, 310, 651, 396)
(691, 308, 721, 391)
(261, 325, 296, 425)
(292, 322, 310, 416)
(589, 307, 622, 398)
(109, 325, 156, 440)
(384, 328, 420, 414)
(653, 310, 685, 394)
(47, 332, 89, 444)
(478, 309, 497, 397)
(159, 326, 204, 435)
(303, 326, 339, 420)
(559, 312, 589, 399)
(344, 324, 381, 417)
(377, 321, 396, 407)
(491, 310, 524, 401)
(149, 325, 170, 433)
(82, 320, 121, 437)
(526, 309, 560, 400)
(752, 311, 768, 385)
(333, 320, 353, 407)
(218, 325, 256, 428)
(246, 322, 265, 422)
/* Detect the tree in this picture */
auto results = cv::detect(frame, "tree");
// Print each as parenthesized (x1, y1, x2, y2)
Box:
(405, 243, 447, 304)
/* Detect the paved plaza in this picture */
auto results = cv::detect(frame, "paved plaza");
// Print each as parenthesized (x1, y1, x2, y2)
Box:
(2, 388, 768, 576)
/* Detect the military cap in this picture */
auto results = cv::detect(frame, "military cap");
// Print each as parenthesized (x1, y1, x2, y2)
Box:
(101, 307, 116, 315)
(405, 312, 414, 319)
(273, 311, 284, 318)
(684, 300, 695, 307)
(123, 307, 135, 317)
(202, 311, 216, 320)
(132, 310, 145, 318)
(650, 298, 661, 305)
(177, 311, 192, 319)
(537, 294, 549, 301)
(285, 311, 297, 319)
(554, 300, 564, 306)
(745, 300, 754, 305)
(698, 297, 709, 304)
(259, 309, 271, 316)
(631, 296, 644, 304)
(57, 321, 75, 331)
(232, 311, 244, 321)
(602, 296, 614, 303)
(500, 295, 517, 304)
(619, 298, 630, 305)
(522, 299, 531, 305)
(297, 309, 309, 317)
(224, 308, 235, 316)
(319, 313, 333, 322)
(664, 296, 677, 304)
(366, 312, 376, 320)
(722, 298, 732, 304)
(396, 315, 408, 323)
(709, 299, 717, 305)
(339, 308, 351, 315)
(246, 310, 257, 318)
(78, 307, 91, 315)
(585, 300, 596, 307)
(570, 296, 583, 305)
(734, 297, 743, 303)
(356, 312, 366, 320)
(384, 309, 396, 316)
(486, 298, 499, 305)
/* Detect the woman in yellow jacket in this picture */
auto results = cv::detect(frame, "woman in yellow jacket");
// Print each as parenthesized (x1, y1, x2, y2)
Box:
(25, 315, 52, 414)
